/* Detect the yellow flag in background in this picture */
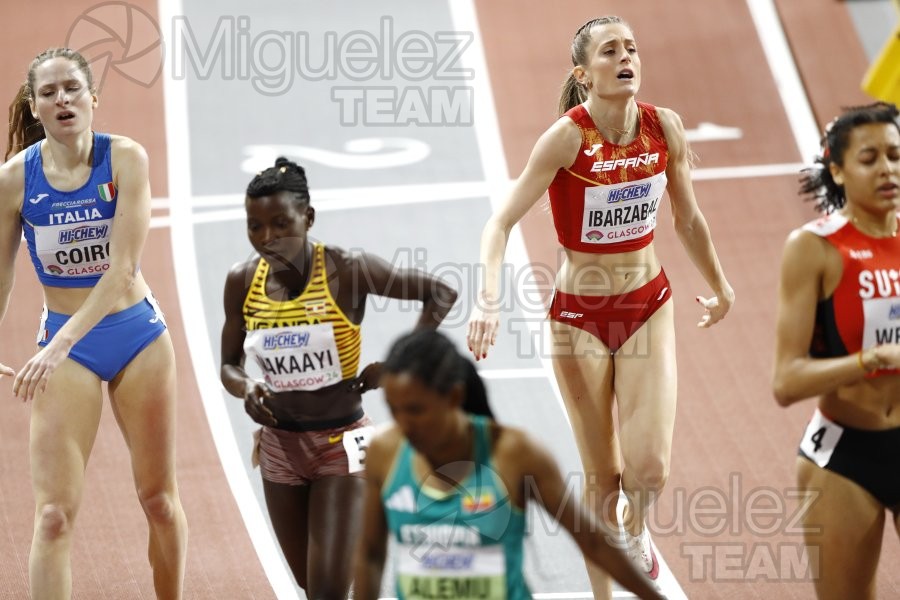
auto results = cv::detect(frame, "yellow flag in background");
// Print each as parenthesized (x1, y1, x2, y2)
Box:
(861, 0, 900, 103)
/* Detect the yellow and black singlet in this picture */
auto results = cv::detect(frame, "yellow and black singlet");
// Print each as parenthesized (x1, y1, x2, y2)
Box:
(242, 243, 361, 391)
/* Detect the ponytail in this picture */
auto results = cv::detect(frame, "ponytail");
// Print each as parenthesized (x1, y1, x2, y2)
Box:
(557, 16, 630, 116)
(5, 48, 96, 162)
(383, 328, 495, 418)
(558, 72, 587, 116)
(460, 355, 494, 418)
(6, 84, 44, 161)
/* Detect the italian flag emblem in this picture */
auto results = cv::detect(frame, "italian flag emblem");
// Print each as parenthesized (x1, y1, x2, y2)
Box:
(98, 182, 116, 202)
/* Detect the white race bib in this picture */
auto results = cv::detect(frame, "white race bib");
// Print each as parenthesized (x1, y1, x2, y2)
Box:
(862, 296, 900, 350)
(581, 171, 667, 245)
(244, 323, 342, 391)
(33, 218, 114, 278)
(396, 544, 507, 600)
(342, 425, 374, 473)
(799, 409, 843, 467)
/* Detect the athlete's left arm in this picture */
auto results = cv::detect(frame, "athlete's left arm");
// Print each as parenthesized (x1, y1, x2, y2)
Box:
(658, 107, 735, 327)
(13, 138, 151, 400)
(341, 250, 458, 392)
(354, 250, 459, 329)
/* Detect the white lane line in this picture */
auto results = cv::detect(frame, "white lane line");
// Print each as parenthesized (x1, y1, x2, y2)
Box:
(146, 160, 806, 229)
(157, 1, 299, 598)
(379, 593, 636, 600)
(745, 0, 821, 162)
(478, 368, 550, 379)
(448, 2, 689, 599)
(691, 161, 805, 181)
(445, 0, 562, 403)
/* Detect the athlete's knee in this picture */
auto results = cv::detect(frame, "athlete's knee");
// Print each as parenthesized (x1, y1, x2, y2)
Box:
(582, 471, 622, 524)
(35, 503, 75, 542)
(627, 455, 669, 492)
(138, 488, 180, 526)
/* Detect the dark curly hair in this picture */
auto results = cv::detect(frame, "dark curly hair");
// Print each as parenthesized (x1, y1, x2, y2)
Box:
(800, 102, 900, 213)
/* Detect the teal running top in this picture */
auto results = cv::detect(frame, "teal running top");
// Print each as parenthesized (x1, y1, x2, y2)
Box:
(381, 415, 530, 599)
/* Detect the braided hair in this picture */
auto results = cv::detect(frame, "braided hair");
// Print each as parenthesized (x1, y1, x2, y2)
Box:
(382, 329, 494, 418)
(246, 156, 311, 205)
(800, 102, 900, 213)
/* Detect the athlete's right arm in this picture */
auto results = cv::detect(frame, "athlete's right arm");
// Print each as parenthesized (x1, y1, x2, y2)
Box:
(772, 229, 874, 405)
(467, 119, 580, 361)
(220, 260, 275, 425)
(0, 157, 24, 378)
(353, 429, 395, 600)
(517, 432, 666, 600)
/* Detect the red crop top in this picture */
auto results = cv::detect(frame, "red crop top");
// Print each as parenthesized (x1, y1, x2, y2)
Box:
(547, 102, 669, 253)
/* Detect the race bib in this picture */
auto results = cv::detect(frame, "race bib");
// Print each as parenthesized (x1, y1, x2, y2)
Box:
(580, 171, 666, 245)
(862, 296, 900, 351)
(33, 218, 114, 278)
(799, 409, 843, 467)
(397, 544, 507, 600)
(244, 323, 342, 391)
(342, 425, 374, 473)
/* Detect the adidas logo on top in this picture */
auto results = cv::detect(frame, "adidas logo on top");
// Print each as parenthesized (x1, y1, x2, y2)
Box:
(385, 485, 416, 513)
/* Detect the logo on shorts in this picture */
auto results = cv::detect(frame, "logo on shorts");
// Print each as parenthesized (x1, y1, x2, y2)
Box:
(559, 311, 583, 319)
(328, 433, 344, 444)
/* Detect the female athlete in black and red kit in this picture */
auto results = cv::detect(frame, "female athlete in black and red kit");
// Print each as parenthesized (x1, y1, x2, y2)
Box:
(773, 102, 900, 600)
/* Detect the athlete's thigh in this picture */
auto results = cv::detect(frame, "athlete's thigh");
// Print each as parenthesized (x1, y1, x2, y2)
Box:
(796, 457, 884, 600)
(548, 320, 619, 475)
(30, 357, 103, 502)
(307, 476, 366, 581)
(613, 299, 677, 458)
(262, 479, 311, 578)
(107, 331, 178, 487)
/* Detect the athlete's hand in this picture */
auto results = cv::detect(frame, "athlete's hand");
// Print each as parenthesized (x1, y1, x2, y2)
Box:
(0, 362, 14, 380)
(696, 286, 734, 328)
(13, 341, 70, 402)
(243, 379, 277, 426)
(467, 297, 500, 361)
(350, 361, 382, 393)
(866, 344, 900, 371)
